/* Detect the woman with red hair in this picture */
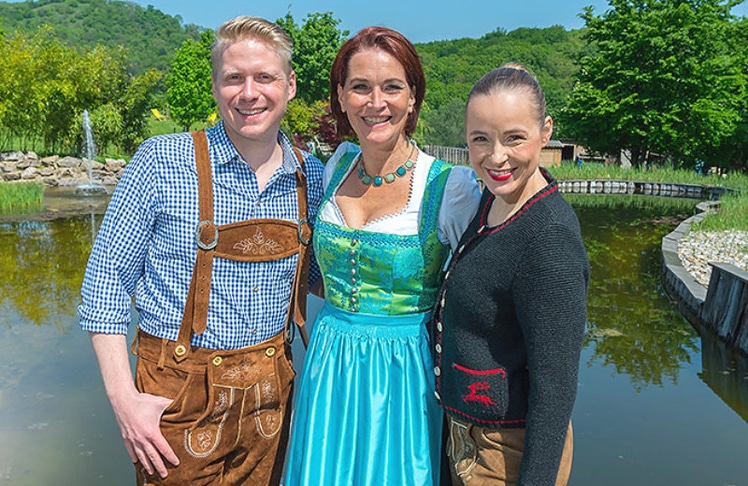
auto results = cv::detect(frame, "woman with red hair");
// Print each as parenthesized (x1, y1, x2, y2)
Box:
(286, 27, 479, 485)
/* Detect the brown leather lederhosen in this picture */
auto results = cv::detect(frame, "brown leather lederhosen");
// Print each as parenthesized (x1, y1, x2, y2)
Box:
(133, 130, 311, 486)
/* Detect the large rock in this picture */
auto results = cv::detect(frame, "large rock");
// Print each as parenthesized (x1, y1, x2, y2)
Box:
(58, 156, 81, 168)
(0, 161, 17, 173)
(82, 159, 105, 171)
(41, 155, 59, 165)
(21, 167, 39, 180)
(105, 159, 125, 172)
(1, 151, 25, 161)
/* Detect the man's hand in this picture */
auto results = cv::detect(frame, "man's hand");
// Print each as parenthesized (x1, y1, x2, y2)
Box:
(111, 389, 179, 478)
(89, 332, 180, 478)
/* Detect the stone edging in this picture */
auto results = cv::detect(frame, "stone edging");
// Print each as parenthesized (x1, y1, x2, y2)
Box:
(559, 179, 729, 199)
(660, 201, 715, 324)
(661, 200, 748, 355)
(1, 150, 126, 187)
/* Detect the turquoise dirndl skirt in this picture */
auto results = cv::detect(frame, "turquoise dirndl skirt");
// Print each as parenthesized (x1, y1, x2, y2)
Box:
(285, 302, 442, 485)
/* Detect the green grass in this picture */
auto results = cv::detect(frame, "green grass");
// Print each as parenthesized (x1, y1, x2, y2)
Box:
(148, 116, 183, 136)
(0, 182, 43, 213)
(149, 116, 209, 136)
(551, 160, 748, 190)
(551, 161, 748, 232)
(694, 193, 748, 231)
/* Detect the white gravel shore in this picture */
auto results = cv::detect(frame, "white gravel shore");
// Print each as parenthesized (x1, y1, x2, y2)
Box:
(677, 230, 748, 287)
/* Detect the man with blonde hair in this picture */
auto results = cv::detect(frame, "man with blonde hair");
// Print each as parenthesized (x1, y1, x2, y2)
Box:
(79, 16, 323, 485)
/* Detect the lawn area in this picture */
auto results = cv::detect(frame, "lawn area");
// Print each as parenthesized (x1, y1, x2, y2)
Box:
(552, 161, 748, 231)
(0, 181, 43, 212)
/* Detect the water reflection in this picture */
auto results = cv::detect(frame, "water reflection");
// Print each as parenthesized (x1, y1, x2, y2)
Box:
(699, 328, 748, 424)
(574, 199, 699, 391)
(0, 217, 96, 330)
(0, 196, 747, 485)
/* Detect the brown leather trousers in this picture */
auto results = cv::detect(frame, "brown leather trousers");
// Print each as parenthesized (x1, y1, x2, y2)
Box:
(446, 415, 573, 486)
(132, 131, 310, 485)
(134, 329, 294, 486)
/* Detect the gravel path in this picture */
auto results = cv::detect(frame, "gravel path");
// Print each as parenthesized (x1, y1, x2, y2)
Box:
(677, 230, 748, 287)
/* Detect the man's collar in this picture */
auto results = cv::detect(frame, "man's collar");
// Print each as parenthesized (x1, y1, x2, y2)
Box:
(206, 122, 302, 174)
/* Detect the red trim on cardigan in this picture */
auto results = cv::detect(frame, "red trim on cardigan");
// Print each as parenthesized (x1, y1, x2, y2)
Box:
(453, 363, 507, 378)
(443, 404, 526, 426)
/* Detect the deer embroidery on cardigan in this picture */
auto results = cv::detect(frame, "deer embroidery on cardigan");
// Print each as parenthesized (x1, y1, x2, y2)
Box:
(462, 382, 498, 408)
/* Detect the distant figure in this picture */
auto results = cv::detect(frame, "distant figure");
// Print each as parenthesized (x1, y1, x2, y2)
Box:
(79, 16, 324, 485)
(285, 26, 480, 485)
(434, 62, 590, 485)
(695, 159, 705, 175)
(576, 155, 583, 168)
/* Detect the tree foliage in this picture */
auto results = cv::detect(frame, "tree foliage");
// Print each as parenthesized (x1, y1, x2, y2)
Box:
(0, 0, 201, 74)
(416, 26, 585, 145)
(276, 11, 348, 104)
(0, 25, 161, 155)
(559, 0, 747, 169)
(166, 30, 216, 132)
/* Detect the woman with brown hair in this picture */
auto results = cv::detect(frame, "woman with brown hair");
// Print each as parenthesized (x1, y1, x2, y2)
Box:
(285, 27, 480, 485)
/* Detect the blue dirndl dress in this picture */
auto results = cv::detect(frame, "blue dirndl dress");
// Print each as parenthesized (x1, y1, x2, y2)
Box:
(285, 148, 454, 486)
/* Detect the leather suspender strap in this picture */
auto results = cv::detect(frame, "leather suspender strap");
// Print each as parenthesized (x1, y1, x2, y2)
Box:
(288, 147, 311, 348)
(174, 131, 215, 361)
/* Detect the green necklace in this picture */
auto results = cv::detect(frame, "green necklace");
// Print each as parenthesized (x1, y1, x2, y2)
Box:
(357, 144, 417, 187)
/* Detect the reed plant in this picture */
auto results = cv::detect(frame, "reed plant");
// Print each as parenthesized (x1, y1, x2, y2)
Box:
(0, 182, 43, 213)
(694, 193, 748, 231)
(552, 161, 748, 232)
(550, 161, 748, 190)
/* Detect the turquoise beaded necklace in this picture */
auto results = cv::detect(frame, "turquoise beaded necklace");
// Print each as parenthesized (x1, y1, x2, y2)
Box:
(357, 143, 417, 187)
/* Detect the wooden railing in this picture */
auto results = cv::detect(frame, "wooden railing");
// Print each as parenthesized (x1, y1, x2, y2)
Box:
(422, 144, 469, 166)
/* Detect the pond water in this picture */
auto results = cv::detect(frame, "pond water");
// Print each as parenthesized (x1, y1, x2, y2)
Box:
(1, 194, 747, 485)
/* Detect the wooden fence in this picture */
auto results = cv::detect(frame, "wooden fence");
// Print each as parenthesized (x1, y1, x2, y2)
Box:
(422, 144, 469, 165)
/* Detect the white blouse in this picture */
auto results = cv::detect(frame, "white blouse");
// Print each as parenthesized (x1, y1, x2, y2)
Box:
(319, 142, 481, 251)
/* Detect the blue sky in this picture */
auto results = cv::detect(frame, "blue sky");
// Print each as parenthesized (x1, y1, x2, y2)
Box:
(12, 0, 746, 44)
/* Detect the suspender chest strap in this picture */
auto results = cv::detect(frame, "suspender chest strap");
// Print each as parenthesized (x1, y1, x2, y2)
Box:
(173, 130, 311, 362)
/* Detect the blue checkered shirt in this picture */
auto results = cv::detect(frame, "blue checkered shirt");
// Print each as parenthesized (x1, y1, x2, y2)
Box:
(79, 123, 324, 349)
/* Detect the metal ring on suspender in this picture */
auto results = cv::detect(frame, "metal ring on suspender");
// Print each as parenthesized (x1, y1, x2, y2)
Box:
(195, 220, 218, 250)
(285, 322, 295, 344)
(297, 218, 311, 246)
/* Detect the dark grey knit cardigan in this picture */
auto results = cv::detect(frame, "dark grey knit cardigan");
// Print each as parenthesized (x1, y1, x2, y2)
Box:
(433, 170, 590, 485)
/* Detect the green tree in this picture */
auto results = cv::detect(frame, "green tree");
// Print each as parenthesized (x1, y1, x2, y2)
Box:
(166, 29, 216, 132)
(118, 68, 163, 153)
(277, 12, 348, 104)
(421, 98, 466, 147)
(560, 0, 745, 168)
(0, 0, 202, 74)
(281, 98, 327, 143)
(713, 16, 748, 171)
(415, 26, 585, 142)
(0, 25, 162, 155)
